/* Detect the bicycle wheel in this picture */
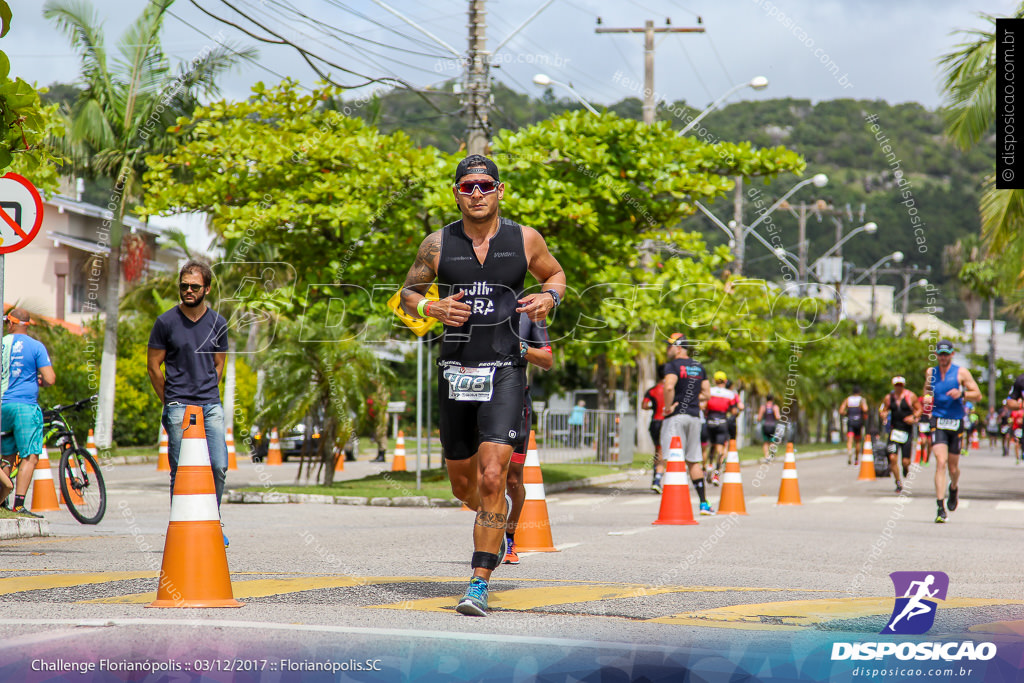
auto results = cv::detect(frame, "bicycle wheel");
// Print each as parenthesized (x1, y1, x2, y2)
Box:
(58, 447, 106, 524)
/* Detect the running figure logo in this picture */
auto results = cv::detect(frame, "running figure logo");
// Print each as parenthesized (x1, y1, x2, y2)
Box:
(882, 571, 949, 634)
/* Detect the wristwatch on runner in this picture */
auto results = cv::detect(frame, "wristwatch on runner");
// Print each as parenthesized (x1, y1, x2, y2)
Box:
(520, 341, 529, 358)
(543, 289, 561, 308)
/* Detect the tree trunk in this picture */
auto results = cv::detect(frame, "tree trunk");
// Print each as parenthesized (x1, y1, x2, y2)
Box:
(594, 354, 609, 411)
(635, 353, 656, 453)
(988, 297, 997, 410)
(94, 238, 122, 450)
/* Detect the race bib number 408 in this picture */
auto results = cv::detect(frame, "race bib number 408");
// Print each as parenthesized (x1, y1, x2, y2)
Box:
(443, 366, 495, 402)
(936, 418, 961, 431)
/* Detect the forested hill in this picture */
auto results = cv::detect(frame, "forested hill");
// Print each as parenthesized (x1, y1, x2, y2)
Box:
(359, 83, 990, 318)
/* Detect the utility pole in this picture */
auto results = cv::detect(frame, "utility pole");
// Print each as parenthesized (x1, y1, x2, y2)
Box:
(465, 0, 490, 155)
(596, 18, 705, 125)
(732, 177, 744, 273)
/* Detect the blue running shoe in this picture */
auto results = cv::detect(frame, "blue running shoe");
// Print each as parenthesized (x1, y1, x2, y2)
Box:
(699, 501, 715, 516)
(456, 577, 489, 616)
(222, 522, 229, 548)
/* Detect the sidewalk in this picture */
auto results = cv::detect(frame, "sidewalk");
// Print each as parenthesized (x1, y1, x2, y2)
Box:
(224, 446, 846, 506)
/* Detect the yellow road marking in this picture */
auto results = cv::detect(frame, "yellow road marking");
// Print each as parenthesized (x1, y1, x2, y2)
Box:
(370, 584, 798, 612)
(0, 571, 156, 595)
(649, 597, 1024, 630)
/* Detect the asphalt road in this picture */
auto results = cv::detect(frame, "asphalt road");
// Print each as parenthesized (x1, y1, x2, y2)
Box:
(2, 442, 1023, 681)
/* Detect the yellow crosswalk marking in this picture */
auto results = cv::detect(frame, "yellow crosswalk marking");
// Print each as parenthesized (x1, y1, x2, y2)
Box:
(0, 572, 156, 595)
(649, 597, 1024, 630)
(369, 584, 798, 612)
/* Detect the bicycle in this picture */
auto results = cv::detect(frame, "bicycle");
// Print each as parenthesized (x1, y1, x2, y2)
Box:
(1, 396, 106, 524)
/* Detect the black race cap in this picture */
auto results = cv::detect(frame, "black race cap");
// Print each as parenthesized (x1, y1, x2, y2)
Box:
(454, 154, 500, 183)
(936, 339, 955, 355)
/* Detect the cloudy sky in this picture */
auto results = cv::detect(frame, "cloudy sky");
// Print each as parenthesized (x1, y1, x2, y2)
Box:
(5, 0, 1016, 112)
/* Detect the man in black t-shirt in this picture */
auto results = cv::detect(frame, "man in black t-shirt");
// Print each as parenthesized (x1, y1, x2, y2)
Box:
(660, 333, 713, 515)
(147, 260, 230, 547)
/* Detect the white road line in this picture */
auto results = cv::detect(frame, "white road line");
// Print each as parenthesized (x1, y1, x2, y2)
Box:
(1, 619, 681, 652)
(557, 498, 613, 507)
(808, 496, 848, 504)
(608, 528, 652, 536)
(995, 501, 1024, 511)
(0, 628, 88, 652)
(623, 498, 658, 506)
(748, 497, 775, 505)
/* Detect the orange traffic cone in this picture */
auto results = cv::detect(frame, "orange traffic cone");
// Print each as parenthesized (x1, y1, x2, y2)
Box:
(653, 436, 698, 525)
(392, 431, 407, 472)
(857, 436, 876, 481)
(157, 427, 170, 472)
(717, 439, 747, 515)
(913, 439, 922, 464)
(226, 427, 238, 471)
(971, 430, 980, 451)
(266, 429, 283, 466)
(777, 442, 802, 505)
(149, 406, 243, 608)
(55, 446, 83, 506)
(514, 431, 558, 552)
(84, 429, 97, 473)
(29, 447, 60, 512)
(334, 437, 345, 473)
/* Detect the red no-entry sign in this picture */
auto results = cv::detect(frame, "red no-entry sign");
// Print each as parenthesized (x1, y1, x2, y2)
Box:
(0, 172, 44, 254)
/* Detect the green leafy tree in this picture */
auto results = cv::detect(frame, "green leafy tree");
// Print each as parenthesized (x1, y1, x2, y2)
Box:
(44, 0, 255, 449)
(939, 4, 1024, 285)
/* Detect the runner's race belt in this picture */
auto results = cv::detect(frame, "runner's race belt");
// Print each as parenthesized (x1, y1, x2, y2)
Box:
(889, 429, 910, 444)
(935, 417, 961, 432)
(707, 415, 728, 428)
(919, 421, 931, 433)
(1016, 428, 1023, 439)
(442, 365, 495, 401)
(1001, 425, 1011, 434)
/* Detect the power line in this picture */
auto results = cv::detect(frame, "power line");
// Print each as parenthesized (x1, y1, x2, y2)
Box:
(271, 0, 452, 59)
(672, 31, 714, 102)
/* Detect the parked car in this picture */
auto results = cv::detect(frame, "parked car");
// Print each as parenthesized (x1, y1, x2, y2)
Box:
(249, 424, 356, 462)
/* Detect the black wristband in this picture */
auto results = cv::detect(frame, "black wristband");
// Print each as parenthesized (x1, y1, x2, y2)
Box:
(543, 289, 560, 308)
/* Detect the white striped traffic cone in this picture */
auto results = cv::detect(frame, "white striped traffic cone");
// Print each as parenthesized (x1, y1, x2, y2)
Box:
(777, 443, 802, 505)
(652, 436, 698, 525)
(392, 430, 407, 472)
(30, 446, 60, 512)
(717, 439, 747, 515)
(226, 427, 237, 471)
(148, 405, 242, 608)
(514, 431, 558, 552)
(157, 427, 170, 472)
(266, 428, 283, 466)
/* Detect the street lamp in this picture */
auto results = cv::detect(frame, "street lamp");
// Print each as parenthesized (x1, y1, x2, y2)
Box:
(896, 277, 929, 335)
(809, 222, 878, 274)
(852, 251, 904, 337)
(680, 76, 769, 135)
(532, 73, 600, 115)
(714, 172, 827, 276)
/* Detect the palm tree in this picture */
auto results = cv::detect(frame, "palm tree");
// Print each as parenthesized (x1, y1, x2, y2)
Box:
(44, 0, 255, 448)
(943, 236, 986, 355)
(939, 5, 1024, 279)
(257, 320, 394, 486)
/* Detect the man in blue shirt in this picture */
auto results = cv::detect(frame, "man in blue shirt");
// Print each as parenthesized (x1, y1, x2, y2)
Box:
(1, 309, 56, 516)
(922, 340, 981, 524)
(147, 261, 230, 545)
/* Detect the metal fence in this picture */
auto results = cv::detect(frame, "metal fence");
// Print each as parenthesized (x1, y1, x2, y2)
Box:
(536, 409, 635, 465)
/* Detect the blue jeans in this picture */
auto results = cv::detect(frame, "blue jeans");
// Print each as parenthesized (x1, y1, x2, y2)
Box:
(162, 402, 227, 506)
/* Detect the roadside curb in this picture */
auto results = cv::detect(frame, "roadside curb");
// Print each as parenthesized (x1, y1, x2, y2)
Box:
(224, 448, 845, 506)
(0, 517, 51, 540)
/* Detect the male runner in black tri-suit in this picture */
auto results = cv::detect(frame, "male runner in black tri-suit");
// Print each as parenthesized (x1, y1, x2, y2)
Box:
(400, 155, 565, 616)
